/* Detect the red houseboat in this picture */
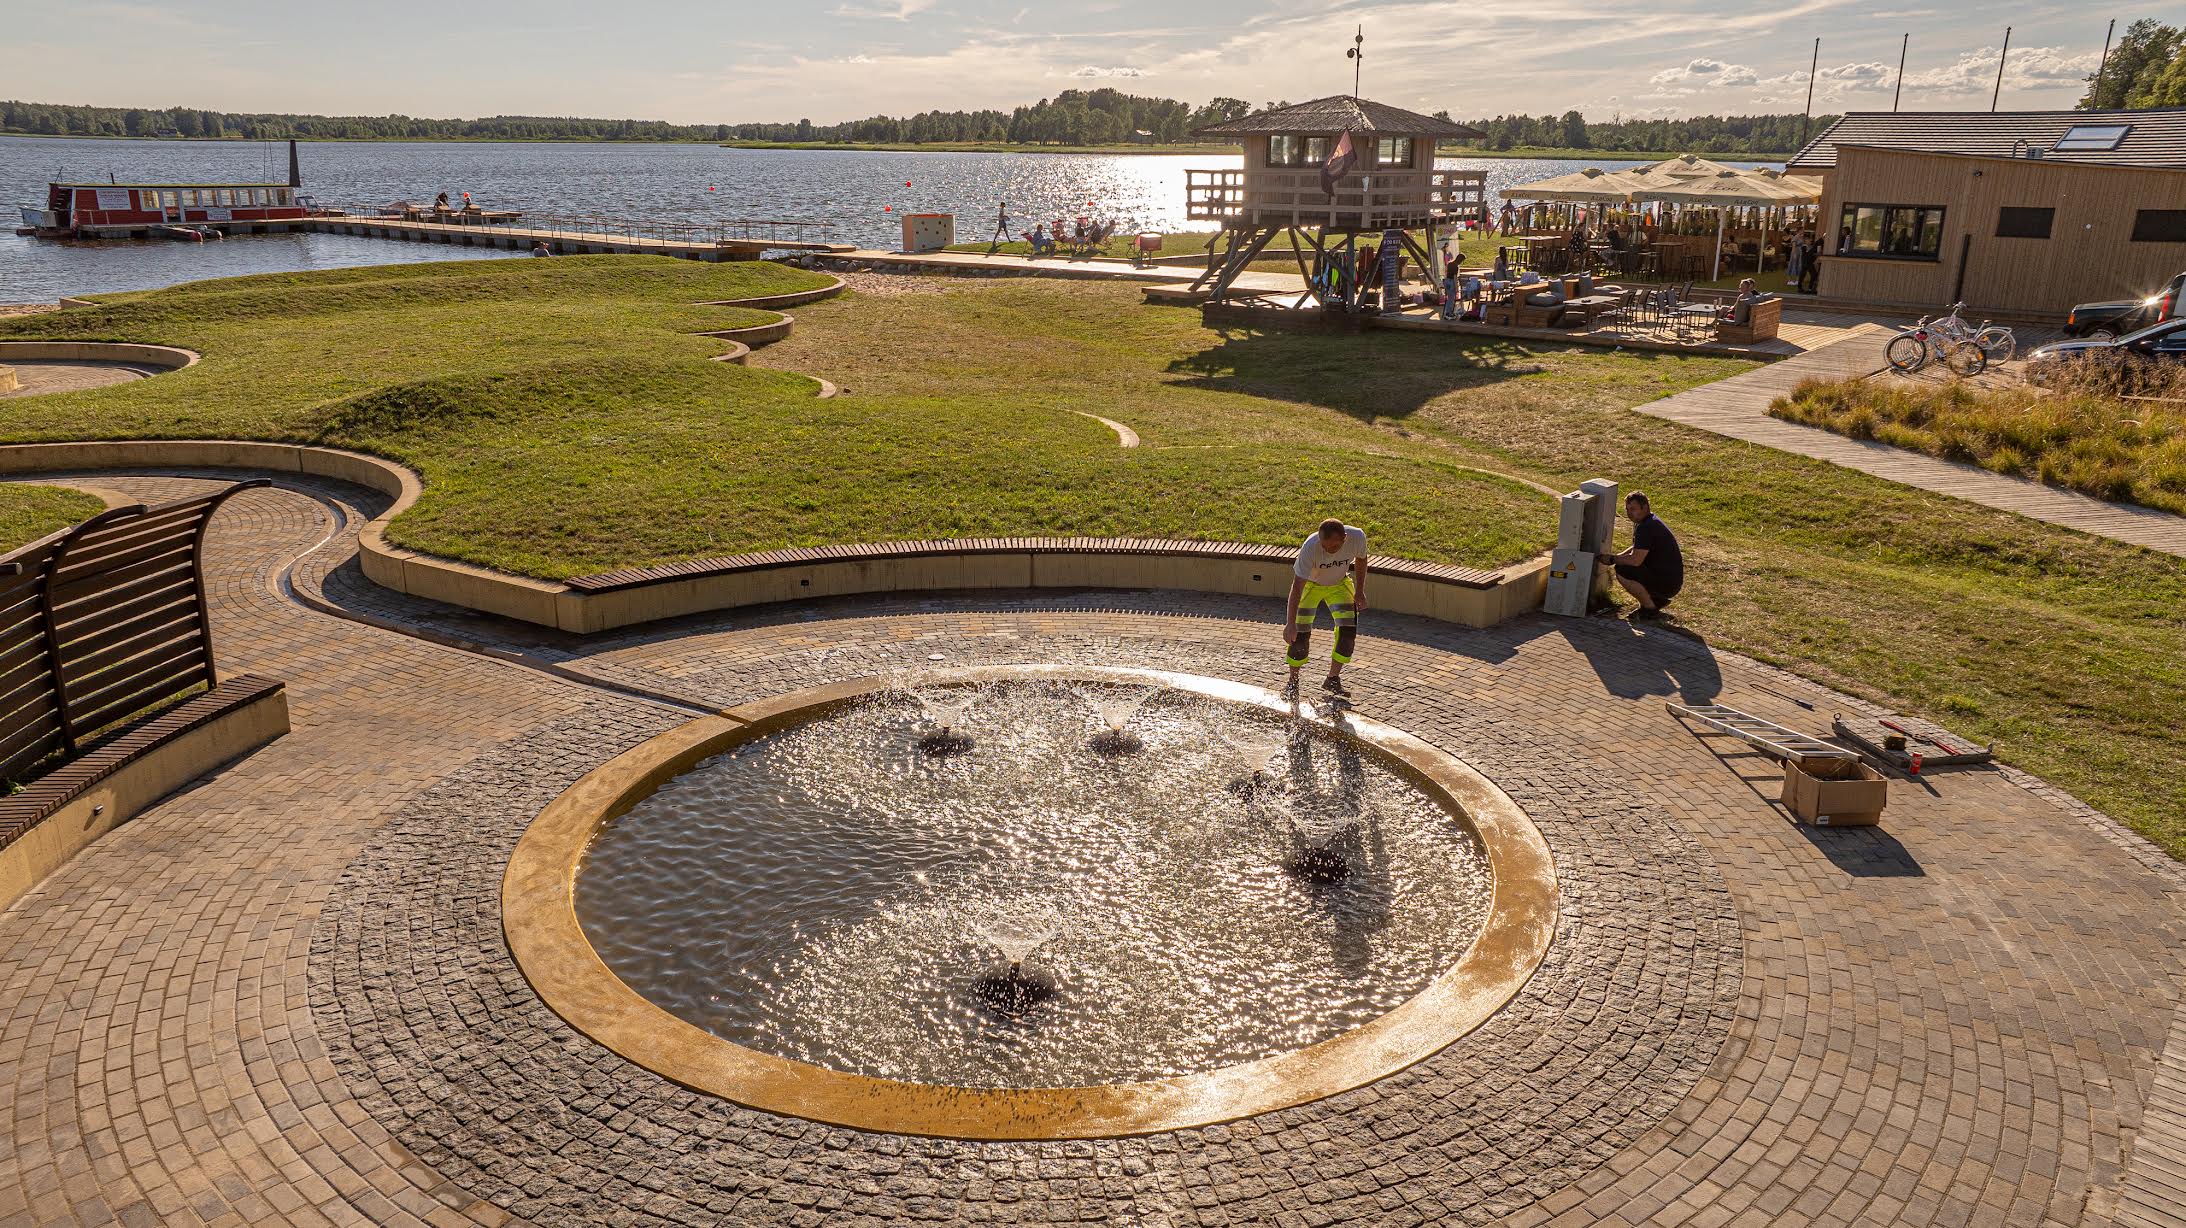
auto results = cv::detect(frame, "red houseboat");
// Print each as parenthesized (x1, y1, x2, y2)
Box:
(17, 140, 313, 239)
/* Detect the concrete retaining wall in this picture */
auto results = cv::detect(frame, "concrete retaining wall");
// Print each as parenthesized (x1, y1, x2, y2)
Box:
(0, 685, 288, 911)
(0, 439, 1553, 636)
(0, 342, 199, 370)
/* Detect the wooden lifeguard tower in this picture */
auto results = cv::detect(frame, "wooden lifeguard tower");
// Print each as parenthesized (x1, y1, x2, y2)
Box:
(1183, 96, 1487, 304)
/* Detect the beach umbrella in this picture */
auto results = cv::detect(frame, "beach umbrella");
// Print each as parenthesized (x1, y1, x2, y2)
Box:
(1626, 154, 1749, 181)
(1498, 167, 1648, 202)
(1635, 171, 1819, 279)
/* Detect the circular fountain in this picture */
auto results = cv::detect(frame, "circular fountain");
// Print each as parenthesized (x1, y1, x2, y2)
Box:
(505, 666, 1556, 1139)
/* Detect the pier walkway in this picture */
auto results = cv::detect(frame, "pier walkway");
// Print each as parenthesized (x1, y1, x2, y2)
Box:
(305, 215, 855, 261)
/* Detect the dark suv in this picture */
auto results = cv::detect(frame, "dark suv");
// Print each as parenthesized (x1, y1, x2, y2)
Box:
(2063, 270, 2184, 339)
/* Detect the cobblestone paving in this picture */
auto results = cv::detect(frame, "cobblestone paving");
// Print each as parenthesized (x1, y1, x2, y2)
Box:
(0, 470, 2182, 1228)
(0, 360, 154, 398)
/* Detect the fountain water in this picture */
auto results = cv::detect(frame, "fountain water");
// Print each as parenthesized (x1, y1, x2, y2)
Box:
(1076, 684, 1160, 754)
(1223, 724, 1294, 791)
(913, 687, 981, 754)
(574, 675, 1495, 1088)
(971, 905, 1063, 1019)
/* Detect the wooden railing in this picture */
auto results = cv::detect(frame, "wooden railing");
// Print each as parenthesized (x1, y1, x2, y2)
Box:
(0, 481, 265, 789)
(1186, 168, 1488, 230)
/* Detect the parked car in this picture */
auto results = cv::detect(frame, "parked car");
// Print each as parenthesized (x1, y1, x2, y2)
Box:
(2062, 271, 2184, 339)
(2025, 317, 2186, 386)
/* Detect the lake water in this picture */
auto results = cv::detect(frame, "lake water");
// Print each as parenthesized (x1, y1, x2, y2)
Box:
(1, 136, 1774, 300)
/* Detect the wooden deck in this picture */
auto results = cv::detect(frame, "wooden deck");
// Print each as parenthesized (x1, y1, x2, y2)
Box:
(306, 217, 854, 260)
(1638, 328, 2186, 558)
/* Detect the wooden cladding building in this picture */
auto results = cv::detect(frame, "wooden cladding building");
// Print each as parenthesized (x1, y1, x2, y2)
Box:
(1183, 96, 1488, 302)
(1187, 96, 1487, 232)
(1788, 108, 2186, 317)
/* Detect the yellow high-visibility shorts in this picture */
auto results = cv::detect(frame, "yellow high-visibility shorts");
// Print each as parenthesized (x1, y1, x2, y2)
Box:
(1288, 577, 1358, 667)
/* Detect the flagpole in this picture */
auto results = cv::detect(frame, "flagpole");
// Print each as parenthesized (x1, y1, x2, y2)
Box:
(1992, 27, 2011, 111)
(1893, 33, 1908, 111)
(1799, 39, 1820, 148)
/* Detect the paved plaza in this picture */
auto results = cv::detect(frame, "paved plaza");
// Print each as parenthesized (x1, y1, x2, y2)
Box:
(1, 472, 2182, 1227)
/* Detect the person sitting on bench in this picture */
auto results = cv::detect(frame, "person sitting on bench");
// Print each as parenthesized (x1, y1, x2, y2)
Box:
(1596, 491, 1683, 621)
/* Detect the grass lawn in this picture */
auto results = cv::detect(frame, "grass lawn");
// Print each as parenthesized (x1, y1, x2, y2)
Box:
(1773, 374, 2186, 515)
(755, 278, 2186, 861)
(0, 483, 110, 550)
(0, 257, 1554, 580)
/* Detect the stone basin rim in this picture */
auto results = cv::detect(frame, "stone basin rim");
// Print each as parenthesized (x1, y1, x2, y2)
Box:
(500, 664, 1560, 1140)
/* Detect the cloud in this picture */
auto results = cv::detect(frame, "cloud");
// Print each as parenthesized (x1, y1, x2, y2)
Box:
(1906, 44, 2098, 95)
(1647, 59, 1760, 91)
(828, 0, 934, 19)
(1069, 65, 1145, 78)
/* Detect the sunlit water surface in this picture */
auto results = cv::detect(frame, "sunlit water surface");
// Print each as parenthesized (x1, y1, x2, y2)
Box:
(574, 680, 1494, 1088)
(3, 135, 1770, 300)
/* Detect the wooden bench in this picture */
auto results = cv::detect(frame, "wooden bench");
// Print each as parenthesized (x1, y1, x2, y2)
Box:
(1714, 295, 1782, 344)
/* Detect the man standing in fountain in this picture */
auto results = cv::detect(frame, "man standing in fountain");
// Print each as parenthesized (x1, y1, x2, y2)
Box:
(1285, 518, 1368, 698)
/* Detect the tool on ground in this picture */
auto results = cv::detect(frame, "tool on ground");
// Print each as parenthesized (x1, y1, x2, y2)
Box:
(1755, 683, 1816, 711)
(1665, 702, 1855, 766)
(1832, 715, 1993, 775)
(1878, 718, 1963, 755)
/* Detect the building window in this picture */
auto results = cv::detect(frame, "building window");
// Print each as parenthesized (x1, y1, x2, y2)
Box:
(1837, 203, 1945, 260)
(1267, 135, 1303, 167)
(1374, 136, 1412, 167)
(2131, 210, 2186, 243)
(1995, 207, 2054, 239)
(2054, 124, 2130, 152)
(1304, 136, 1330, 164)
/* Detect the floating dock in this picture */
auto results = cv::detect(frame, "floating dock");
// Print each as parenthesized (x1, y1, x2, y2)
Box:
(304, 216, 855, 261)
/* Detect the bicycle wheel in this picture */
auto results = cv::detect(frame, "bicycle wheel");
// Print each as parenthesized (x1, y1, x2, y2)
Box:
(1885, 333, 1929, 373)
(1978, 328, 2016, 366)
(1944, 342, 1987, 377)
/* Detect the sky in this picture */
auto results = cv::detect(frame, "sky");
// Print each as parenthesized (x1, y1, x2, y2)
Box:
(6, 0, 2134, 125)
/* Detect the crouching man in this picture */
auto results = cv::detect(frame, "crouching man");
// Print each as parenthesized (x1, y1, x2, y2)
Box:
(1597, 491, 1683, 621)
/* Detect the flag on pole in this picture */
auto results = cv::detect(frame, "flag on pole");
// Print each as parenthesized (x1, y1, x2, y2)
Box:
(1320, 131, 1358, 198)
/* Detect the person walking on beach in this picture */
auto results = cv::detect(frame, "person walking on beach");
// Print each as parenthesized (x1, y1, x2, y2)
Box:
(1286, 519, 1369, 696)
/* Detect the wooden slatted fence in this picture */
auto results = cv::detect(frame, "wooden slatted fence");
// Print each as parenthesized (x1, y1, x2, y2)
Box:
(0, 480, 265, 789)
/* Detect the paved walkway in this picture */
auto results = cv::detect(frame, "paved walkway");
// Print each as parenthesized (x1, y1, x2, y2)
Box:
(1639, 329, 2186, 557)
(0, 469, 2179, 1227)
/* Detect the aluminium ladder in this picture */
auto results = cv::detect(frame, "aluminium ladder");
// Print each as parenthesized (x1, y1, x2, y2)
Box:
(1665, 702, 1854, 765)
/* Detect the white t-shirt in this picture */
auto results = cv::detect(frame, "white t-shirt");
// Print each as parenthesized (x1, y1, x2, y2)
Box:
(1295, 527, 1368, 585)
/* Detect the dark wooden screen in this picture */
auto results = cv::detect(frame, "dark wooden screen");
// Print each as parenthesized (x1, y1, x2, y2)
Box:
(0, 480, 266, 784)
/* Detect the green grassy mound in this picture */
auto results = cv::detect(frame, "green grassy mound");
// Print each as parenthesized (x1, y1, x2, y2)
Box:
(0, 256, 1550, 580)
(0, 483, 109, 552)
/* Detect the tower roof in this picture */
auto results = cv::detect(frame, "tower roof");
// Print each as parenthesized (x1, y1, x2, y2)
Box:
(1193, 95, 1484, 140)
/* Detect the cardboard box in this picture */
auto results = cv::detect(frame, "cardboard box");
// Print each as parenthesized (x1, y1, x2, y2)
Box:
(1780, 757, 1888, 826)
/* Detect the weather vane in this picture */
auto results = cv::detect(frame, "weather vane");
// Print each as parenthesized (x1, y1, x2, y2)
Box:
(1347, 26, 1364, 99)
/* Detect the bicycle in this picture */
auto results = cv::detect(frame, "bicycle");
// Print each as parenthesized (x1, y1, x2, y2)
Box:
(1885, 316, 1987, 377)
(1927, 302, 2017, 367)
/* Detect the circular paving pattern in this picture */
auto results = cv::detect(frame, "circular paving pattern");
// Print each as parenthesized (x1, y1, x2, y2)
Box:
(505, 665, 1558, 1138)
(310, 618, 1742, 1225)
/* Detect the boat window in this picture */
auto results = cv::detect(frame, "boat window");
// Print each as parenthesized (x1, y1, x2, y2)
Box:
(213, 189, 231, 206)
(162, 190, 180, 209)
(246, 188, 263, 206)
(277, 189, 292, 206)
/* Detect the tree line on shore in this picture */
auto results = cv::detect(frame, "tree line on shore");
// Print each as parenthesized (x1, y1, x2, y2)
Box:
(0, 92, 1835, 154)
(21, 44, 2186, 155)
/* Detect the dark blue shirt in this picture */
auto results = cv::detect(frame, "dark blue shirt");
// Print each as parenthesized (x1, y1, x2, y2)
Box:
(1632, 514, 1683, 586)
